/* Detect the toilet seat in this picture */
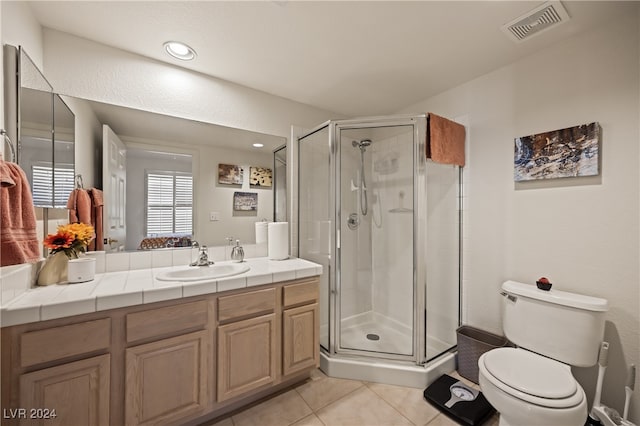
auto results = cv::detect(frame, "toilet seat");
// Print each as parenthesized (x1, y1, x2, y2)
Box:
(479, 348, 584, 409)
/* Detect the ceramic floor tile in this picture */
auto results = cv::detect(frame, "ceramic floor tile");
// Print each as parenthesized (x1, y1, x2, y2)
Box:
(232, 389, 312, 426)
(296, 375, 363, 411)
(367, 382, 440, 426)
(316, 386, 412, 426)
(211, 417, 234, 426)
(309, 368, 328, 381)
(425, 413, 459, 426)
(291, 414, 324, 426)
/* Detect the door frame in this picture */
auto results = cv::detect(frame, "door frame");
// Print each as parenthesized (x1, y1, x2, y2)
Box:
(331, 115, 427, 363)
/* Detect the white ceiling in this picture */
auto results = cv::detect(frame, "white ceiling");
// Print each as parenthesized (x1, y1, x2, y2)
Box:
(29, 1, 635, 117)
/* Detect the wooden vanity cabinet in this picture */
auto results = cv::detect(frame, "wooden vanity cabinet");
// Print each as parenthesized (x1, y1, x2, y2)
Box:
(124, 301, 213, 425)
(1, 276, 320, 426)
(282, 279, 320, 377)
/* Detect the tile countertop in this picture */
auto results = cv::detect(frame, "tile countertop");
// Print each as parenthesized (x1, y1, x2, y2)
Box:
(0, 257, 322, 328)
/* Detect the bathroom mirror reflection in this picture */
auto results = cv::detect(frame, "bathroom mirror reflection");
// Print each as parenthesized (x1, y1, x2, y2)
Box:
(63, 97, 285, 251)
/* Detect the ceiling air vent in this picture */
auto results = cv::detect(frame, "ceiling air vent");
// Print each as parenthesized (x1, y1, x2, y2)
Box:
(501, 1, 570, 43)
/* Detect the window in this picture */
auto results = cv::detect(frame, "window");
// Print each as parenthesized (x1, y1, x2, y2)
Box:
(146, 171, 193, 235)
(32, 163, 75, 207)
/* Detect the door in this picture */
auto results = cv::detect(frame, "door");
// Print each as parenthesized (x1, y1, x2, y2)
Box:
(102, 124, 126, 252)
(125, 331, 210, 425)
(217, 313, 277, 402)
(336, 122, 418, 360)
(19, 354, 110, 426)
(283, 303, 319, 376)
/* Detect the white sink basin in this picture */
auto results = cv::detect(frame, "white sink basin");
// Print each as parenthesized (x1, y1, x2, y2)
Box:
(156, 263, 250, 282)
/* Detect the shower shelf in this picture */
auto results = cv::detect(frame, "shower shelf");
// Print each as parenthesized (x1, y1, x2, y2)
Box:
(388, 208, 413, 213)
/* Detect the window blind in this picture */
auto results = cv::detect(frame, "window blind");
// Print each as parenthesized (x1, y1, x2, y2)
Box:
(32, 164, 75, 207)
(146, 171, 193, 235)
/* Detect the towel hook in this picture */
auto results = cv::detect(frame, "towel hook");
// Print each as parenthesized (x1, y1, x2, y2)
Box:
(0, 129, 17, 163)
(75, 174, 84, 189)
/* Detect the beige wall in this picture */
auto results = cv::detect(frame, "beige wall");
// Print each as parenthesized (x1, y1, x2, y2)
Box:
(399, 14, 640, 422)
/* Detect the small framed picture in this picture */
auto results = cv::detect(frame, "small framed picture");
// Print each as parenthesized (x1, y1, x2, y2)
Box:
(218, 164, 243, 185)
(250, 166, 272, 187)
(233, 192, 258, 211)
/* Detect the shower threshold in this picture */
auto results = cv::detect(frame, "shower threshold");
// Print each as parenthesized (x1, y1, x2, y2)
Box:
(320, 349, 456, 389)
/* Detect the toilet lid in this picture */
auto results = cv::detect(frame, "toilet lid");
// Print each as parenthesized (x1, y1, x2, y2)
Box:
(483, 348, 577, 399)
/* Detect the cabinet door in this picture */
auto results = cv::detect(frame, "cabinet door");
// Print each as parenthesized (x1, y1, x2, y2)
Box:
(19, 354, 110, 426)
(283, 303, 319, 376)
(217, 313, 277, 402)
(125, 331, 210, 425)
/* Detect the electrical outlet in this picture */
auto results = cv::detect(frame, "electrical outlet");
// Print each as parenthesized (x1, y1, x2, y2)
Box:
(210, 211, 220, 221)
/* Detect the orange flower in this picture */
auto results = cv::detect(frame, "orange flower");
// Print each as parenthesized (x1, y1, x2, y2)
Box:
(43, 232, 74, 250)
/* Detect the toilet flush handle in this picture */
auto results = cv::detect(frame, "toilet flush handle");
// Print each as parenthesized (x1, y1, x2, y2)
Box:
(500, 291, 517, 303)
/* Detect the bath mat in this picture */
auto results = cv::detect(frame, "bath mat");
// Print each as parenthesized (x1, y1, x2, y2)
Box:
(423, 374, 495, 426)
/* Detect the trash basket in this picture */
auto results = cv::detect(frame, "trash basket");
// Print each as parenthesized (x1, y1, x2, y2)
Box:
(456, 326, 510, 384)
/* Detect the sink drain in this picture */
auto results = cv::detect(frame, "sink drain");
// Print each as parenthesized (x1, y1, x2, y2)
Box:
(366, 333, 380, 341)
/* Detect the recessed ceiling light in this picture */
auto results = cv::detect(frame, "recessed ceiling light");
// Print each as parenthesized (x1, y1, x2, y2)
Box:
(164, 41, 196, 61)
(253, 143, 264, 148)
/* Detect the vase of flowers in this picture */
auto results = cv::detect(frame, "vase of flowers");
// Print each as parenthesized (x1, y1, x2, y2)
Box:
(37, 223, 95, 285)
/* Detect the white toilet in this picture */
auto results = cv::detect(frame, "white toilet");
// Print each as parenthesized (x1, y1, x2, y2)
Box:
(478, 280, 608, 426)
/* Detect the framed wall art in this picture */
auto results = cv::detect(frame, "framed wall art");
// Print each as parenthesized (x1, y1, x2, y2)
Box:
(250, 166, 272, 187)
(233, 191, 258, 211)
(514, 122, 600, 181)
(218, 164, 243, 185)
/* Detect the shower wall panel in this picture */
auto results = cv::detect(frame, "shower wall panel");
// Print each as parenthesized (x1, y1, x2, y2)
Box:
(371, 131, 414, 331)
(425, 162, 460, 355)
(339, 134, 373, 322)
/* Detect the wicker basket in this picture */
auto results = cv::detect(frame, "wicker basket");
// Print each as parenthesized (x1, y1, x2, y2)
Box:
(456, 326, 510, 384)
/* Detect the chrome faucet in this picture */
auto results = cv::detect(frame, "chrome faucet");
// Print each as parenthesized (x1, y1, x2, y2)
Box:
(190, 245, 214, 267)
(230, 240, 244, 263)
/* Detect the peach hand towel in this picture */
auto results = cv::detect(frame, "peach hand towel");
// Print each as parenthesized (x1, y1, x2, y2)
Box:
(427, 113, 466, 167)
(67, 188, 92, 225)
(0, 160, 41, 266)
(88, 188, 104, 251)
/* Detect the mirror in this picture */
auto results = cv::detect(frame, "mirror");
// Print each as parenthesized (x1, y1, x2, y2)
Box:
(273, 145, 287, 222)
(67, 97, 285, 251)
(3, 45, 75, 208)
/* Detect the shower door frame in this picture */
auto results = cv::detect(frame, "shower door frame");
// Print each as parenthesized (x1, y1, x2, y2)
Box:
(331, 114, 428, 364)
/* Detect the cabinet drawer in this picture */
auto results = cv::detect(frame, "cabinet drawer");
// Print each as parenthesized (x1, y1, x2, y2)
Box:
(283, 279, 319, 308)
(126, 300, 209, 343)
(20, 318, 111, 367)
(218, 288, 276, 323)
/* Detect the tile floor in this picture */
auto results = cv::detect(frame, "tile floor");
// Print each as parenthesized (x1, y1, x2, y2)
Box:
(207, 370, 500, 426)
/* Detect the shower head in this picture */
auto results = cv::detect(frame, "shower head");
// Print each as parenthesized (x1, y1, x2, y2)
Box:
(352, 139, 372, 152)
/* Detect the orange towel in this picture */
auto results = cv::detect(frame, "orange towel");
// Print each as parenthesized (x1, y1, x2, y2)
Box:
(0, 160, 41, 266)
(88, 188, 104, 251)
(67, 188, 92, 225)
(427, 113, 466, 167)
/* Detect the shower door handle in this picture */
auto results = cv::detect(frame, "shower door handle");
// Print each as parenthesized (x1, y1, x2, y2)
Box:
(328, 264, 337, 294)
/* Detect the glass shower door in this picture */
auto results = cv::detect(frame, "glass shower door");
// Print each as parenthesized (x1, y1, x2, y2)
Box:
(298, 125, 332, 351)
(336, 123, 417, 359)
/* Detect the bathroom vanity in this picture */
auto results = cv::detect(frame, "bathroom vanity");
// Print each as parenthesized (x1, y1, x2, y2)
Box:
(0, 257, 321, 425)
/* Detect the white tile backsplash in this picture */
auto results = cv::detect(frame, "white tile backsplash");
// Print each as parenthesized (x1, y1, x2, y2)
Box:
(151, 250, 173, 268)
(129, 251, 152, 270)
(106, 252, 130, 272)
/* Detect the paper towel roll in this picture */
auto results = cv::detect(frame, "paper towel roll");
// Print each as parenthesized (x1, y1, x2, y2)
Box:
(255, 222, 268, 244)
(268, 222, 289, 260)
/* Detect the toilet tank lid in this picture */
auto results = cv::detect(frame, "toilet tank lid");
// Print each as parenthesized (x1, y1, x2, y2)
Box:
(502, 281, 608, 312)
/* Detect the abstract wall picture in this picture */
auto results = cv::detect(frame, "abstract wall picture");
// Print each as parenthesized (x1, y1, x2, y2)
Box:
(218, 164, 243, 185)
(250, 166, 273, 187)
(233, 191, 258, 211)
(514, 122, 600, 181)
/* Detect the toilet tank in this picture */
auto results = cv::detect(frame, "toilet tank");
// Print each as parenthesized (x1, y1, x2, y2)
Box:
(501, 280, 608, 367)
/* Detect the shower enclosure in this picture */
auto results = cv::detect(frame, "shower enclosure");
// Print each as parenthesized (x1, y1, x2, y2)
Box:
(297, 114, 461, 386)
